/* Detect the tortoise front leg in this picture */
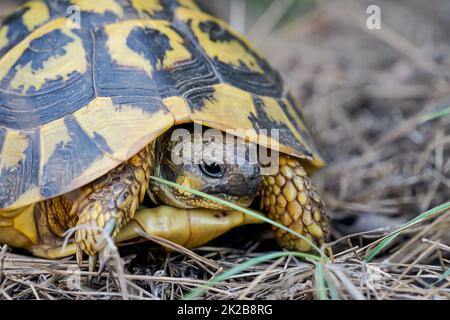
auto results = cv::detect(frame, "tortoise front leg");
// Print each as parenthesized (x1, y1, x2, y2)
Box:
(74, 145, 153, 264)
(260, 154, 329, 252)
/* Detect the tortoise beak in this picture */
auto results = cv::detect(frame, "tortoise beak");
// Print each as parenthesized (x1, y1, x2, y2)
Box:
(203, 171, 261, 199)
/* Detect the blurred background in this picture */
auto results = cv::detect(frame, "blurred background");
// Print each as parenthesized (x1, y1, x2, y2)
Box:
(1, 0, 449, 239)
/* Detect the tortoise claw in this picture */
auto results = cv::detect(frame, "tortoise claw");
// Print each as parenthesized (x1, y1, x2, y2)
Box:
(94, 219, 117, 273)
(74, 218, 118, 283)
(80, 248, 109, 285)
(87, 255, 98, 284)
(76, 244, 84, 267)
(97, 252, 109, 275)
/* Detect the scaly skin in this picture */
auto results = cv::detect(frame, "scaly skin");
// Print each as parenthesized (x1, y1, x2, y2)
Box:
(74, 145, 153, 257)
(260, 154, 329, 251)
(39, 195, 75, 238)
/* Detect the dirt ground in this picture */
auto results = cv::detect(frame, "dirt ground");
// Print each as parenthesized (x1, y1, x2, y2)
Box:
(0, 0, 449, 300)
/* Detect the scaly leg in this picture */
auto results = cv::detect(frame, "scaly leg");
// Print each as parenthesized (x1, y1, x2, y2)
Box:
(260, 154, 329, 252)
(74, 145, 153, 261)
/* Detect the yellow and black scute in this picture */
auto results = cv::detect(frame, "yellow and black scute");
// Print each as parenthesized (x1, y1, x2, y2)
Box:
(0, 0, 324, 211)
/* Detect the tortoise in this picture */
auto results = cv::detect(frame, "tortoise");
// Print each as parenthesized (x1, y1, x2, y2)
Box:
(0, 0, 328, 267)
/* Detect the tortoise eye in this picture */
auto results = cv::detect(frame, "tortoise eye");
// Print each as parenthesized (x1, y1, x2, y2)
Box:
(199, 162, 224, 178)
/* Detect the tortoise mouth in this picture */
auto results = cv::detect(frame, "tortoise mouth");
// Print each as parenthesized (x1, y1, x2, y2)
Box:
(207, 193, 255, 207)
(178, 192, 255, 210)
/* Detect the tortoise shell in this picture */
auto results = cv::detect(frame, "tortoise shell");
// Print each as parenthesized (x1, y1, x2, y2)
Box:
(0, 0, 324, 211)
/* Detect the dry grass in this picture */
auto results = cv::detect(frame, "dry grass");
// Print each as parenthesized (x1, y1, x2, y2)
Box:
(0, 0, 449, 300)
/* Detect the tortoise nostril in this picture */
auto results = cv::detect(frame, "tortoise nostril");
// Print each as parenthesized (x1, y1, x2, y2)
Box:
(248, 176, 261, 193)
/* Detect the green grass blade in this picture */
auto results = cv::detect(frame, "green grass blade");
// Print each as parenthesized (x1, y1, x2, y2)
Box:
(184, 251, 320, 300)
(432, 268, 450, 286)
(315, 263, 327, 300)
(150, 176, 322, 254)
(419, 106, 450, 122)
(365, 202, 450, 262)
(324, 270, 340, 300)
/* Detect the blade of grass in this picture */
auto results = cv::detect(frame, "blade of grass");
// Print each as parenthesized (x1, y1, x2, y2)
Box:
(150, 176, 323, 254)
(432, 268, 450, 286)
(315, 263, 327, 300)
(419, 106, 450, 122)
(324, 271, 340, 300)
(365, 202, 450, 262)
(184, 251, 320, 300)
(315, 254, 339, 300)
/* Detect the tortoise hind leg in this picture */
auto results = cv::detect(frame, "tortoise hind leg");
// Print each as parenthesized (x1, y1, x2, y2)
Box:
(260, 154, 329, 252)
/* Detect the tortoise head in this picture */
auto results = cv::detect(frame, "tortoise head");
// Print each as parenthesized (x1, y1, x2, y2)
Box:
(149, 125, 261, 210)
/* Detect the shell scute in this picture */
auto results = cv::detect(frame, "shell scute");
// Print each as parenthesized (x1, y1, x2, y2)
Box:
(0, 1, 50, 58)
